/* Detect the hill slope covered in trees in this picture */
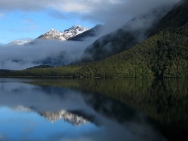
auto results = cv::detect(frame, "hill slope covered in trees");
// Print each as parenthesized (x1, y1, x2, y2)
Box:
(77, 1, 188, 79)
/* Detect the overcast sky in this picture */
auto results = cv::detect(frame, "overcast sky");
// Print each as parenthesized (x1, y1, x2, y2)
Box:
(0, 0, 179, 43)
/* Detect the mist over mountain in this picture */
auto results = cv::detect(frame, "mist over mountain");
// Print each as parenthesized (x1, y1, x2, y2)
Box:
(0, 25, 94, 70)
(80, 6, 175, 62)
(77, 1, 188, 79)
(0, 39, 92, 70)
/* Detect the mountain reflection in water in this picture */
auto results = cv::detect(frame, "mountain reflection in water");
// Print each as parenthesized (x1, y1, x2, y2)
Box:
(0, 78, 187, 141)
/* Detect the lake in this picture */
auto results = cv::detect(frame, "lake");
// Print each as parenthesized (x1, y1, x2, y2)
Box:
(0, 78, 187, 141)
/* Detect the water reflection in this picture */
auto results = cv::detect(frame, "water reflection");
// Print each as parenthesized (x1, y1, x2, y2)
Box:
(28, 78, 188, 141)
(0, 78, 166, 141)
(0, 106, 96, 141)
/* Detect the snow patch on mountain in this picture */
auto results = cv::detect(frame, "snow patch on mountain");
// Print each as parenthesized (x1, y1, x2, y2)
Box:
(9, 39, 32, 45)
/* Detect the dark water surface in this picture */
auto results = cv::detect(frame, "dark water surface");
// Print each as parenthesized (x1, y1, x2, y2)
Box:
(0, 78, 187, 141)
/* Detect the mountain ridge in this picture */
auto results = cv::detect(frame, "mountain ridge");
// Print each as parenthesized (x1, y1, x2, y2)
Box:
(8, 25, 90, 45)
(37, 25, 90, 41)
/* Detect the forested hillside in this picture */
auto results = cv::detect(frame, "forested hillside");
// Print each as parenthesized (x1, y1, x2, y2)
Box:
(77, 1, 188, 78)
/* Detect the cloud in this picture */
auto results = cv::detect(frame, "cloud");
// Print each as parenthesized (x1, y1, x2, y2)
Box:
(83, 0, 179, 26)
(0, 39, 94, 70)
(48, 10, 66, 20)
(53, 0, 179, 35)
(0, 0, 179, 34)
(0, 0, 179, 20)
(0, 0, 121, 12)
(0, 0, 112, 13)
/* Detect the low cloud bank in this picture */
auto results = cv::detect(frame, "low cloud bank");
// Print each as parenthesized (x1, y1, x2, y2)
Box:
(0, 39, 93, 70)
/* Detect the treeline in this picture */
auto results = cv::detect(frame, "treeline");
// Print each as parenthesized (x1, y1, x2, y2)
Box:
(0, 66, 81, 78)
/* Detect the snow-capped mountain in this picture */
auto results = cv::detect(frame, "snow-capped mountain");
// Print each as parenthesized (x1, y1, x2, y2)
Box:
(9, 39, 32, 45)
(38, 25, 90, 41)
(38, 29, 66, 41)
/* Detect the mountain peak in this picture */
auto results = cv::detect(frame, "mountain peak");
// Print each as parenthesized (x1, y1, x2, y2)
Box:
(72, 25, 82, 28)
(47, 28, 60, 34)
(50, 28, 55, 31)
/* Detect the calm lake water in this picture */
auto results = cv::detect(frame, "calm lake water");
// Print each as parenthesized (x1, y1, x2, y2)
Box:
(0, 78, 187, 141)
